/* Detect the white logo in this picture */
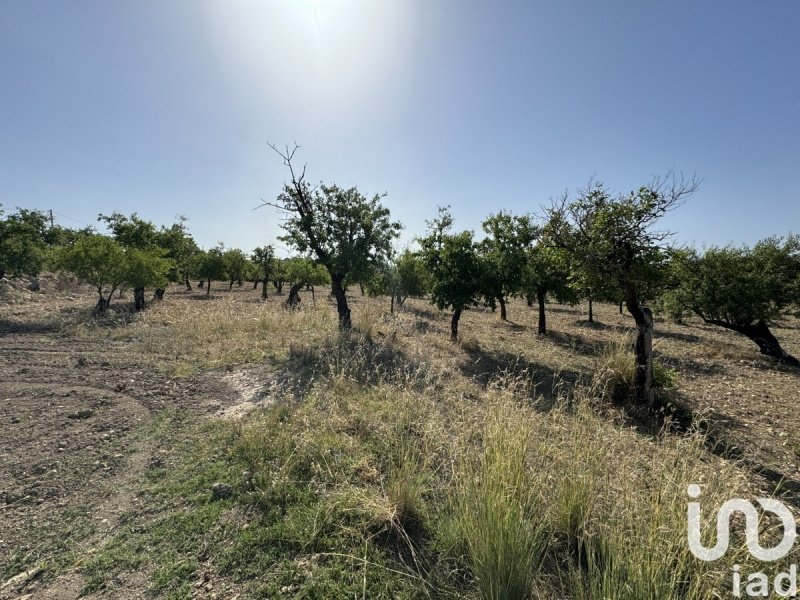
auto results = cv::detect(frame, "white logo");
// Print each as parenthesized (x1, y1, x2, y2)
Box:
(687, 484, 797, 562)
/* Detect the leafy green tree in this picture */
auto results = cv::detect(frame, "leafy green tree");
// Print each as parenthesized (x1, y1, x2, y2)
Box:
(283, 256, 330, 306)
(664, 238, 800, 366)
(251, 245, 276, 300)
(522, 243, 576, 335)
(419, 207, 483, 340)
(56, 234, 128, 312)
(265, 144, 401, 329)
(546, 175, 699, 406)
(157, 216, 199, 290)
(480, 212, 537, 321)
(0, 207, 49, 279)
(124, 248, 171, 309)
(195, 246, 227, 296)
(98, 212, 166, 309)
(367, 250, 430, 313)
(223, 248, 249, 289)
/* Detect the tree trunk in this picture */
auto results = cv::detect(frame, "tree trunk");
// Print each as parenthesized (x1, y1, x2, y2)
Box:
(537, 289, 547, 335)
(229, 279, 234, 290)
(625, 284, 655, 407)
(96, 291, 110, 313)
(588, 295, 594, 323)
(705, 319, 800, 367)
(0, 268, 4, 280)
(133, 287, 146, 311)
(619, 300, 624, 315)
(237, 279, 243, 287)
(198, 280, 204, 289)
(275, 280, 283, 294)
(310, 285, 315, 303)
(185, 277, 192, 291)
(526, 295, 533, 308)
(451, 308, 462, 341)
(286, 283, 302, 309)
(253, 278, 259, 290)
(154, 289, 165, 301)
(359, 283, 365, 296)
(261, 277, 268, 300)
(206, 279, 211, 296)
(499, 296, 507, 321)
(390, 294, 395, 315)
(331, 276, 352, 330)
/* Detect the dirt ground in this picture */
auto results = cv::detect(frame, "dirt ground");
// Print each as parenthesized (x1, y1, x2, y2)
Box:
(0, 277, 272, 599)
(2, 275, 799, 598)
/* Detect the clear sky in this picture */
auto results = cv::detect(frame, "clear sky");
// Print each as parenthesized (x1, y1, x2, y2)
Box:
(1, 0, 798, 256)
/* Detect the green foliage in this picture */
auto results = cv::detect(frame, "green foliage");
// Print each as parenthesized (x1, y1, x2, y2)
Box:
(419, 207, 483, 314)
(157, 216, 199, 283)
(98, 212, 160, 249)
(251, 245, 276, 280)
(124, 248, 171, 291)
(480, 211, 537, 308)
(522, 241, 577, 304)
(56, 234, 128, 308)
(665, 237, 800, 327)
(222, 248, 249, 283)
(195, 246, 227, 284)
(0, 207, 49, 277)
(547, 177, 697, 305)
(275, 181, 401, 283)
(283, 257, 329, 286)
(365, 250, 429, 306)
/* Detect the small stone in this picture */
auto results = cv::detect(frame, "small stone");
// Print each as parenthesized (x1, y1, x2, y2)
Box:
(76, 357, 88, 367)
(68, 409, 94, 420)
(210, 482, 234, 500)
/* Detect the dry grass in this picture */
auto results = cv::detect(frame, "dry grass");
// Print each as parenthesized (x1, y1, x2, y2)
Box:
(19, 278, 800, 597)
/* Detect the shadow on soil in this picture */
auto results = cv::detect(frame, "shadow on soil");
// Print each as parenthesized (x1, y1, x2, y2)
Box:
(460, 345, 585, 409)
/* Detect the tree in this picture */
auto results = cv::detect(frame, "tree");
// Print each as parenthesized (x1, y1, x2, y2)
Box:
(223, 248, 249, 289)
(157, 216, 199, 290)
(521, 242, 576, 335)
(546, 174, 700, 406)
(264, 144, 401, 329)
(419, 207, 483, 340)
(283, 256, 330, 306)
(124, 248, 171, 310)
(367, 250, 430, 313)
(56, 234, 128, 312)
(480, 212, 537, 321)
(195, 246, 227, 296)
(0, 207, 48, 279)
(251, 245, 276, 300)
(664, 238, 800, 367)
(98, 212, 166, 309)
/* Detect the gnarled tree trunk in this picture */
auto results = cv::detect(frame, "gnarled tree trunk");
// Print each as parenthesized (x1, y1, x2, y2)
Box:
(498, 296, 507, 321)
(134, 287, 146, 311)
(331, 275, 351, 329)
(154, 288, 165, 301)
(537, 289, 547, 335)
(451, 308, 462, 341)
(185, 277, 192, 291)
(625, 284, 655, 407)
(261, 277, 269, 300)
(705, 319, 800, 367)
(286, 283, 302, 309)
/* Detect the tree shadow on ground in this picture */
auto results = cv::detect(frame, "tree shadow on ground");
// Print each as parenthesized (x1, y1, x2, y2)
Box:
(619, 389, 800, 508)
(280, 331, 439, 397)
(0, 319, 60, 336)
(544, 330, 604, 357)
(460, 346, 586, 409)
(403, 305, 441, 322)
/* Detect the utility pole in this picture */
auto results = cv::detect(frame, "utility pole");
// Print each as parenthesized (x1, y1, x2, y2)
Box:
(48, 209, 54, 228)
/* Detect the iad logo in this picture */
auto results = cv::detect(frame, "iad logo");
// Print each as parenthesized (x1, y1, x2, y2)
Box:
(687, 484, 797, 562)
(687, 484, 796, 562)
(688, 484, 799, 598)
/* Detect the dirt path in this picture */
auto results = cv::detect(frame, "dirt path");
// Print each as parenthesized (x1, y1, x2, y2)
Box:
(0, 313, 268, 599)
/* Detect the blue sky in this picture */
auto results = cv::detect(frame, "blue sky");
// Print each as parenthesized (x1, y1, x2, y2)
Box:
(1, 0, 798, 256)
